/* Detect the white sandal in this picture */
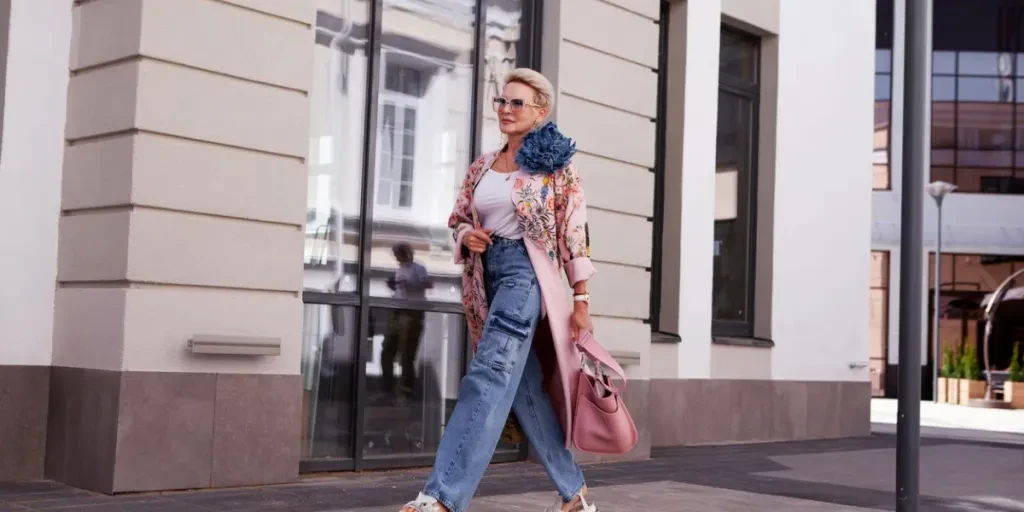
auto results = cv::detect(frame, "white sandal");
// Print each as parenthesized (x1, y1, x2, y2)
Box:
(401, 492, 442, 512)
(544, 493, 598, 512)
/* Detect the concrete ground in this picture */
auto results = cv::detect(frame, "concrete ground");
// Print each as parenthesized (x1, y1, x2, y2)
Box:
(871, 398, 1024, 435)
(2, 428, 1024, 511)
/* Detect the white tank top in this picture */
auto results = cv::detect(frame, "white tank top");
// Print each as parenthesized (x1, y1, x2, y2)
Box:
(474, 167, 522, 240)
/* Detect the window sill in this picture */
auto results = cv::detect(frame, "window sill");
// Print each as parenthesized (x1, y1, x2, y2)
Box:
(712, 336, 775, 349)
(651, 331, 682, 344)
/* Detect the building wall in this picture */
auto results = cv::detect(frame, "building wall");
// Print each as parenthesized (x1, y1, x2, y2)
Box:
(769, 0, 874, 382)
(871, 0, 1024, 378)
(43, 0, 312, 493)
(0, 0, 876, 490)
(649, 0, 873, 448)
(542, 0, 660, 462)
(0, 0, 71, 481)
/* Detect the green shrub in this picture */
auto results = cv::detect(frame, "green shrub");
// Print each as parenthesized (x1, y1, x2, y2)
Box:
(1009, 342, 1023, 383)
(940, 344, 956, 378)
(959, 343, 982, 381)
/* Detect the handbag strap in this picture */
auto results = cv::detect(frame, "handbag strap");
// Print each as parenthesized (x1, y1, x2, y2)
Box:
(575, 331, 627, 390)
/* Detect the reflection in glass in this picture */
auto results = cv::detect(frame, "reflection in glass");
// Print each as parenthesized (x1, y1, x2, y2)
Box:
(367, 1, 478, 303)
(932, 76, 955, 102)
(301, 304, 357, 460)
(713, 91, 753, 325)
(957, 77, 1012, 103)
(305, 1, 372, 294)
(363, 308, 464, 458)
(480, 0, 527, 153)
(930, 46, 1024, 194)
(720, 29, 757, 84)
(933, 51, 956, 75)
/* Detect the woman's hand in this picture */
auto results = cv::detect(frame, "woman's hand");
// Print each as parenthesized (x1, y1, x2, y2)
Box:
(463, 225, 493, 254)
(571, 301, 594, 340)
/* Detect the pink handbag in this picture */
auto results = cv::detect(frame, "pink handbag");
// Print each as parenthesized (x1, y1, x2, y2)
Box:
(571, 331, 638, 455)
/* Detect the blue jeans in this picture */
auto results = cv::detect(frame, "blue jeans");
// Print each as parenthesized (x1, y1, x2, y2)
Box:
(424, 238, 586, 512)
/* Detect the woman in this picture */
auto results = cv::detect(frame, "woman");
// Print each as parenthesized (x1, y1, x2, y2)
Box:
(401, 68, 598, 512)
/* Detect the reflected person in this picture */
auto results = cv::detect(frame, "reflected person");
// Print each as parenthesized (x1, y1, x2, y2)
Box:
(381, 242, 432, 400)
(402, 69, 599, 512)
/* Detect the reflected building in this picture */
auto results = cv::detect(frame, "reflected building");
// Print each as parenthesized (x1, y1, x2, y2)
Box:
(872, 0, 1024, 398)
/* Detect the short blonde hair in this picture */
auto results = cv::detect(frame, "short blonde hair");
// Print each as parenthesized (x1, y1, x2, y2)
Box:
(504, 68, 555, 114)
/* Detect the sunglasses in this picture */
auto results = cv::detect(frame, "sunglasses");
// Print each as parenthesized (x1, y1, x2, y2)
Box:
(492, 96, 541, 112)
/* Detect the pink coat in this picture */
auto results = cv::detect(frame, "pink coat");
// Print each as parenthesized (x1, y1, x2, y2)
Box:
(448, 150, 596, 449)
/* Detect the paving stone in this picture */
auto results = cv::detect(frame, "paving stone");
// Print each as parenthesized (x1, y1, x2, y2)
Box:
(0, 433, 1021, 511)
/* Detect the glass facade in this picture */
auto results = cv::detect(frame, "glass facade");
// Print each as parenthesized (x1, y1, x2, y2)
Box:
(874, 0, 892, 190)
(869, 251, 889, 397)
(927, 253, 1024, 374)
(930, 0, 1024, 194)
(301, 0, 538, 472)
(713, 27, 760, 336)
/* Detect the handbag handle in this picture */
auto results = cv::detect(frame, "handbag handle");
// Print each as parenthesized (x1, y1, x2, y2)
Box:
(575, 331, 628, 390)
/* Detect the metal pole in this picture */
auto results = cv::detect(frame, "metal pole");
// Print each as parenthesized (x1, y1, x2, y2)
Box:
(931, 200, 942, 403)
(897, 0, 931, 509)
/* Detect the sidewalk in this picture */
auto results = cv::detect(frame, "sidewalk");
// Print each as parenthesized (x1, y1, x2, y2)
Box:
(871, 397, 1024, 435)
(2, 432, 1023, 511)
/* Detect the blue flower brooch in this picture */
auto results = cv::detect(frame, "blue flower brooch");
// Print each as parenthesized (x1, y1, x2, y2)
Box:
(514, 121, 577, 175)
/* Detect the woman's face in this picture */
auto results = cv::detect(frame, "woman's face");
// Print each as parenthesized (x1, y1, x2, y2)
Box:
(495, 81, 547, 137)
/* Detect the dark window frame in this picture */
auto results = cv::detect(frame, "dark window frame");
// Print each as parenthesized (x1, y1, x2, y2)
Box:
(712, 26, 761, 338)
(649, 0, 673, 339)
(301, 0, 540, 474)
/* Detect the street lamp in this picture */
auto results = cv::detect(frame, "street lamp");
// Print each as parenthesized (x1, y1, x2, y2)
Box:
(926, 180, 956, 403)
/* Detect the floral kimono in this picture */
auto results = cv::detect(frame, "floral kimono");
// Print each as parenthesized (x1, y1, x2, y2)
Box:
(447, 122, 595, 447)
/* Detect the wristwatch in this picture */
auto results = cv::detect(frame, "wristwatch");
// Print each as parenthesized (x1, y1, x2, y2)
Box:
(573, 293, 590, 304)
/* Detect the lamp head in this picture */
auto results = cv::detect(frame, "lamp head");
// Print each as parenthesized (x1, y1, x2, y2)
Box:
(926, 181, 957, 200)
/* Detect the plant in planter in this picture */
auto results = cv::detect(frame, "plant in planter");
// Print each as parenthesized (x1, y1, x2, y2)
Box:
(958, 343, 985, 405)
(1005, 342, 1024, 409)
(937, 344, 956, 403)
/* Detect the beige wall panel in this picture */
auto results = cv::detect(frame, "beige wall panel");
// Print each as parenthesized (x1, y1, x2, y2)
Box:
(121, 287, 301, 374)
(559, 42, 657, 118)
(71, 0, 143, 70)
(132, 134, 306, 225)
(63, 134, 305, 226)
(219, 0, 314, 24)
(126, 209, 303, 291)
(591, 316, 651, 379)
(588, 209, 651, 268)
(134, 59, 308, 157)
(574, 152, 653, 217)
(588, 262, 649, 319)
(62, 135, 134, 211)
(57, 211, 132, 282)
(722, 0, 780, 34)
(599, 0, 660, 20)
(52, 288, 126, 371)
(710, 344, 772, 379)
(140, 0, 312, 91)
(65, 62, 139, 140)
(561, 0, 658, 67)
(559, 95, 655, 168)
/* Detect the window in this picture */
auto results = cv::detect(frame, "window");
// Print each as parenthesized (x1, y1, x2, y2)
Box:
(712, 28, 759, 336)
(874, 0, 893, 190)
(928, 1, 1024, 194)
(869, 251, 889, 397)
(301, 0, 539, 473)
(376, 100, 416, 210)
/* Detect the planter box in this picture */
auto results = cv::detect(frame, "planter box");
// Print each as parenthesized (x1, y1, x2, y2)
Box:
(1005, 381, 1024, 409)
(937, 377, 949, 403)
(958, 379, 986, 405)
(947, 378, 960, 404)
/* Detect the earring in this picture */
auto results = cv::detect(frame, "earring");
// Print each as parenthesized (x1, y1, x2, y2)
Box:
(499, 132, 507, 149)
